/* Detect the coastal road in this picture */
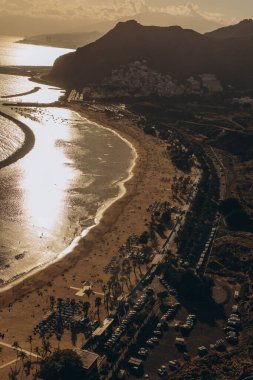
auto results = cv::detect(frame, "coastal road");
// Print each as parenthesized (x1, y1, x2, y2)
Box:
(196, 144, 228, 274)
(161, 168, 201, 255)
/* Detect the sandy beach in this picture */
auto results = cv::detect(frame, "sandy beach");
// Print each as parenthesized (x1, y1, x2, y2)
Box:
(0, 105, 185, 377)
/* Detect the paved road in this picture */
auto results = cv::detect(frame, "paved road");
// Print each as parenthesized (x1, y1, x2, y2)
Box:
(0, 358, 21, 369)
(161, 169, 201, 255)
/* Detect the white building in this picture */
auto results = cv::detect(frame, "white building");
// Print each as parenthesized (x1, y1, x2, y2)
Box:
(199, 74, 223, 93)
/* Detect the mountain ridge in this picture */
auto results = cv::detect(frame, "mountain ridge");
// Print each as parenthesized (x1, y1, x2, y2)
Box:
(49, 20, 253, 89)
(206, 19, 253, 38)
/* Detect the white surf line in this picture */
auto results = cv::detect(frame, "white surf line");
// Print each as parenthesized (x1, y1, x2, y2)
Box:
(0, 342, 41, 359)
(0, 358, 21, 369)
(0, 110, 137, 294)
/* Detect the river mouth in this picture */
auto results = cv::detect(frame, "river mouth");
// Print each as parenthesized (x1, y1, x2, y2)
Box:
(0, 105, 136, 287)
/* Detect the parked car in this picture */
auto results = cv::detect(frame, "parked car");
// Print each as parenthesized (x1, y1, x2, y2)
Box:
(183, 352, 191, 361)
(175, 337, 186, 347)
(153, 330, 162, 338)
(157, 368, 165, 377)
(198, 346, 208, 356)
(138, 348, 148, 358)
(168, 360, 180, 370)
(146, 339, 154, 348)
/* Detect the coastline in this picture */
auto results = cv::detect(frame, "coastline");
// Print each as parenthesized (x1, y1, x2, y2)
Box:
(0, 102, 181, 374)
(1, 86, 40, 99)
(0, 110, 137, 293)
(0, 102, 173, 305)
(0, 105, 143, 300)
(0, 107, 35, 169)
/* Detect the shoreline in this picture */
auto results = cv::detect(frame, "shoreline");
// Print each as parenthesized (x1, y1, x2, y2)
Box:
(0, 106, 35, 169)
(0, 109, 137, 293)
(16, 39, 75, 50)
(1, 86, 40, 99)
(0, 105, 142, 301)
(0, 102, 165, 308)
(0, 101, 182, 374)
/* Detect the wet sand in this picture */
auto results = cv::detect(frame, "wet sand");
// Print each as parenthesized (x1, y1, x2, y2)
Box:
(0, 105, 182, 377)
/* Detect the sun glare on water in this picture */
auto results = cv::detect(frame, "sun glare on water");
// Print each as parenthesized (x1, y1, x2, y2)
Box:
(0, 36, 73, 67)
(20, 108, 76, 233)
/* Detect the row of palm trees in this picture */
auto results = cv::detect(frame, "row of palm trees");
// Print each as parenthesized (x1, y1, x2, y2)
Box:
(81, 257, 142, 321)
(8, 336, 49, 380)
(7, 216, 161, 378)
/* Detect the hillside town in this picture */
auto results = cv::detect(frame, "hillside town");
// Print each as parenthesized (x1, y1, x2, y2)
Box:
(67, 61, 223, 102)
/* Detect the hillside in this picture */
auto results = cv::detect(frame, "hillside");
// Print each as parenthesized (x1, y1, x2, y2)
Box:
(49, 20, 253, 89)
(206, 19, 253, 38)
(17, 31, 101, 49)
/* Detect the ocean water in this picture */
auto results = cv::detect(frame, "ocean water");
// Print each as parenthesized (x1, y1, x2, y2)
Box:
(0, 73, 65, 103)
(0, 37, 135, 286)
(0, 115, 25, 161)
(0, 35, 72, 66)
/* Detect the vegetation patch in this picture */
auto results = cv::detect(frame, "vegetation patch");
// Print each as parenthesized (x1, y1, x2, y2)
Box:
(219, 198, 253, 232)
(39, 349, 84, 380)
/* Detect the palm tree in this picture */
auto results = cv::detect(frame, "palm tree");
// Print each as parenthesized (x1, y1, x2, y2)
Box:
(23, 358, 32, 377)
(95, 297, 102, 321)
(12, 341, 19, 349)
(84, 288, 92, 298)
(34, 346, 40, 379)
(132, 258, 138, 279)
(41, 338, 51, 358)
(111, 277, 121, 300)
(49, 296, 55, 311)
(57, 298, 63, 314)
(125, 265, 132, 285)
(82, 301, 90, 318)
(107, 279, 112, 296)
(121, 259, 132, 285)
(136, 256, 143, 275)
(8, 366, 20, 380)
(102, 284, 107, 303)
(12, 341, 20, 375)
(119, 276, 125, 293)
(70, 298, 76, 314)
(113, 265, 120, 282)
(18, 351, 27, 380)
(27, 335, 33, 363)
(105, 293, 110, 314)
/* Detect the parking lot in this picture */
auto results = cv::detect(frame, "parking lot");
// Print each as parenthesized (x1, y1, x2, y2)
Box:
(127, 276, 236, 379)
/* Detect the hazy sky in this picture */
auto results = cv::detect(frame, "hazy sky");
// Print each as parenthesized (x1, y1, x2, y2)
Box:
(0, 0, 252, 35)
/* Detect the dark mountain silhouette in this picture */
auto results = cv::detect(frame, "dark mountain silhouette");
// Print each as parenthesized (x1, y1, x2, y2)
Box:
(206, 19, 253, 38)
(49, 20, 253, 89)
